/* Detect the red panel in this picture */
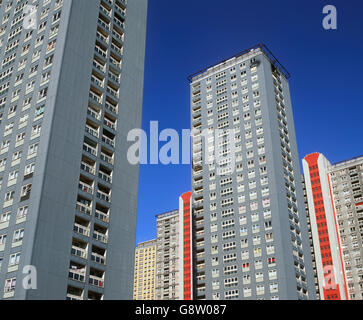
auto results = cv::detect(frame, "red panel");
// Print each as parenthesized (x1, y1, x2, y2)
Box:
(181, 191, 192, 300)
(304, 154, 341, 300)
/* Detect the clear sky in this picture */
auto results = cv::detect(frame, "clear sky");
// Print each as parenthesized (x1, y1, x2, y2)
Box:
(135, 0, 363, 244)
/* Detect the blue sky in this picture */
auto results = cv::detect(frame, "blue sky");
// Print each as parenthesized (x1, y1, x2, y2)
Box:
(135, 0, 363, 244)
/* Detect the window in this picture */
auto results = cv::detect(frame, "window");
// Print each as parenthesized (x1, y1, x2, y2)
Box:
(0, 234, 7, 245)
(12, 151, 22, 162)
(28, 143, 39, 156)
(0, 212, 10, 223)
(20, 184, 32, 201)
(8, 170, 18, 181)
(4, 278, 16, 293)
(5, 191, 15, 201)
(13, 229, 24, 243)
(9, 253, 20, 266)
(24, 163, 35, 176)
(17, 206, 28, 219)
(38, 88, 48, 100)
(1, 140, 10, 149)
(35, 105, 45, 117)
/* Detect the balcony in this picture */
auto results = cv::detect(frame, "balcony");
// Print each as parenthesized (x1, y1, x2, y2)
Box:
(96, 31, 109, 44)
(91, 75, 104, 88)
(108, 70, 120, 84)
(113, 16, 125, 29)
(95, 210, 109, 223)
(78, 180, 93, 195)
(89, 91, 102, 104)
(100, 152, 114, 165)
(83, 143, 97, 157)
(104, 118, 116, 130)
(110, 56, 122, 69)
(71, 245, 87, 259)
(81, 161, 95, 175)
(98, 171, 112, 184)
(89, 275, 104, 288)
(111, 43, 123, 56)
(87, 107, 101, 121)
(93, 59, 106, 73)
(93, 230, 108, 244)
(76, 201, 92, 216)
(73, 223, 90, 237)
(95, 45, 107, 58)
(68, 264, 86, 283)
(97, 190, 110, 203)
(85, 124, 99, 139)
(91, 250, 106, 265)
(102, 135, 115, 148)
(100, 4, 111, 18)
(98, 18, 110, 31)
(66, 293, 83, 300)
(105, 101, 118, 114)
(106, 86, 119, 99)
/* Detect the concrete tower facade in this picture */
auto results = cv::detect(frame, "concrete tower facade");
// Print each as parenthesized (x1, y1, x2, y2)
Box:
(189, 44, 315, 300)
(0, 0, 147, 300)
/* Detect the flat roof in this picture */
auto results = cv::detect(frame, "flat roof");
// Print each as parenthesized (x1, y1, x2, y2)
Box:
(332, 155, 363, 167)
(155, 209, 179, 219)
(187, 43, 291, 82)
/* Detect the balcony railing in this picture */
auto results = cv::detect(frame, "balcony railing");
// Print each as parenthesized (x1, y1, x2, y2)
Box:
(81, 162, 95, 175)
(102, 135, 115, 148)
(68, 268, 86, 282)
(85, 125, 99, 138)
(87, 108, 101, 121)
(76, 202, 91, 216)
(89, 91, 102, 104)
(95, 210, 109, 223)
(93, 230, 108, 243)
(73, 223, 90, 237)
(97, 190, 110, 202)
(100, 153, 113, 165)
(89, 275, 104, 288)
(104, 119, 116, 130)
(98, 172, 112, 184)
(93, 60, 106, 73)
(107, 87, 119, 98)
(95, 46, 107, 58)
(78, 181, 93, 194)
(98, 18, 110, 30)
(113, 17, 125, 29)
(83, 143, 97, 157)
(91, 252, 106, 265)
(91, 75, 104, 88)
(105, 102, 118, 114)
(71, 246, 87, 259)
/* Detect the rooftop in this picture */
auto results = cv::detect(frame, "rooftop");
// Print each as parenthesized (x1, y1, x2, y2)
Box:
(187, 43, 291, 83)
(331, 155, 363, 168)
(155, 209, 178, 219)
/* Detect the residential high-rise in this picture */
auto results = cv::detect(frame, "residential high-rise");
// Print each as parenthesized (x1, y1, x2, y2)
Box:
(188, 44, 315, 300)
(303, 153, 363, 300)
(0, 0, 147, 300)
(134, 192, 192, 301)
(155, 210, 181, 300)
(133, 239, 157, 300)
(302, 153, 347, 300)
